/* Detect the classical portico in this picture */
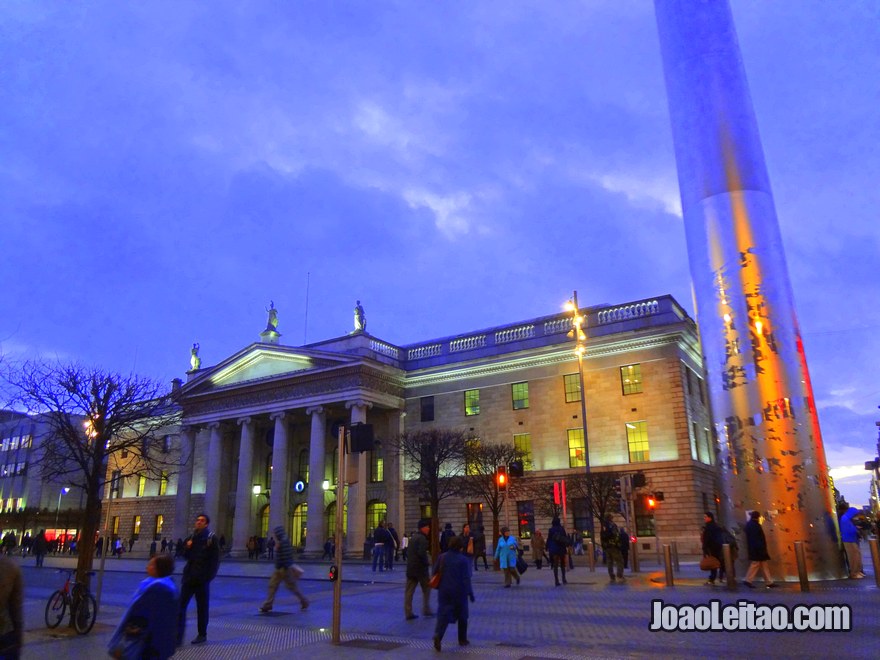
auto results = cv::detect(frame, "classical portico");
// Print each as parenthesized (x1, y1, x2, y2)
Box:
(175, 334, 405, 557)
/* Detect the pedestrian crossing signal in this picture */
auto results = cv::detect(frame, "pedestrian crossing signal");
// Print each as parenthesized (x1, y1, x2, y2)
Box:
(328, 565, 338, 581)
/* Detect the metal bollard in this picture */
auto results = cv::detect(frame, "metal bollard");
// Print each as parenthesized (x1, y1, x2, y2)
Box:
(631, 537, 640, 573)
(794, 541, 810, 592)
(656, 539, 662, 566)
(663, 544, 674, 586)
(586, 540, 596, 572)
(869, 538, 880, 588)
(723, 543, 736, 590)
(671, 541, 680, 573)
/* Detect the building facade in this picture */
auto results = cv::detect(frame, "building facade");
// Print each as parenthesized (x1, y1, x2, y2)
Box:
(103, 295, 720, 557)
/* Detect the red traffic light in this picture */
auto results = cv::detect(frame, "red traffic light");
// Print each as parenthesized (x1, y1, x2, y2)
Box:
(328, 565, 338, 581)
(496, 465, 508, 491)
(647, 497, 656, 509)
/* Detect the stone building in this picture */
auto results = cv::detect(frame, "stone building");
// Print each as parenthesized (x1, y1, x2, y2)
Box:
(103, 295, 720, 558)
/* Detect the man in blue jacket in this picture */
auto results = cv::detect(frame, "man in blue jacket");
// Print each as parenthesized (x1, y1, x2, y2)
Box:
(838, 505, 865, 578)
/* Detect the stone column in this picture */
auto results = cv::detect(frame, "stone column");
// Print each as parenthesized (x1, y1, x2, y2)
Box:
(655, 0, 843, 579)
(172, 426, 196, 541)
(268, 412, 289, 534)
(230, 417, 254, 558)
(386, 411, 406, 535)
(346, 400, 372, 556)
(304, 406, 327, 556)
(203, 422, 224, 527)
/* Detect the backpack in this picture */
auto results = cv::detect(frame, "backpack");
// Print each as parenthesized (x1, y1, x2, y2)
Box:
(722, 529, 737, 551)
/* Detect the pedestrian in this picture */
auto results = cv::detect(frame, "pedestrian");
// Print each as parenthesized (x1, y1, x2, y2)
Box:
(439, 523, 455, 553)
(266, 535, 275, 560)
(472, 526, 489, 571)
(115, 538, 124, 558)
(701, 511, 723, 585)
(247, 536, 256, 560)
(149, 539, 157, 558)
(33, 530, 49, 568)
(161, 538, 168, 554)
(128, 537, 135, 553)
(386, 522, 399, 570)
(108, 555, 179, 660)
(432, 536, 475, 652)
(531, 530, 546, 570)
(619, 527, 631, 569)
(259, 526, 309, 612)
(601, 514, 625, 583)
(457, 523, 475, 566)
(177, 513, 220, 646)
(404, 518, 434, 620)
(400, 533, 409, 561)
(96, 536, 104, 557)
(494, 526, 520, 587)
(322, 538, 333, 560)
(838, 504, 865, 579)
(742, 511, 778, 588)
(372, 521, 390, 572)
(0, 555, 23, 660)
(546, 517, 570, 586)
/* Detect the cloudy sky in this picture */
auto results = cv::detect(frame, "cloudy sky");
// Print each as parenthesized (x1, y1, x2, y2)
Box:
(2, 2, 878, 504)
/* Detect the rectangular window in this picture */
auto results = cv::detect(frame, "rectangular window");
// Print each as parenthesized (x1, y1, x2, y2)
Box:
(701, 428, 714, 466)
(513, 433, 532, 467)
(9, 437, 18, 451)
(110, 470, 121, 498)
(685, 366, 694, 396)
(567, 428, 586, 468)
(698, 377, 706, 404)
(420, 396, 435, 422)
(162, 435, 172, 453)
(132, 515, 141, 538)
(20, 434, 32, 449)
(466, 502, 483, 527)
(512, 382, 529, 410)
(112, 516, 120, 535)
(419, 504, 432, 520)
(626, 421, 650, 463)
(572, 497, 594, 538)
(464, 438, 480, 476)
(159, 471, 168, 496)
(137, 474, 146, 497)
(516, 500, 535, 539)
(563, 374, 581, 403)
(620, 364, 643, 395)
(635, 496, 656, 537)
(464, 389, 480, 416)
(690, 421, 699, 461)
(370, 448, 384, 483)
(155, 514, 164, 536)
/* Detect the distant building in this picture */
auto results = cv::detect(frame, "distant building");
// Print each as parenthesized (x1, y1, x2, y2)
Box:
(103, 295, 719, 556)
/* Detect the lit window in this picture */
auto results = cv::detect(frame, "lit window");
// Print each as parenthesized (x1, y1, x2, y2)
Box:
(626, 421, 649, 463)
(112, 516, 120, 535)
(367, 501, 387, 533)
(513, 433, 531, 467)
(420, 396, 435, 422)
(20, 434, 32, 449)
(155, 514, 164, 536)
(370, 442, 384, 483)
(512, 382, 529, 410)
(137, 475, 146, 497)
(299, 449, 310, 484)
(567, 428, 586, 468)
(133, 515, 141, 537)
(464, 389, 480, 416)
(563, 374, 581, 403)
(159, 471, 168, 496)
(620, 364, 643, 395)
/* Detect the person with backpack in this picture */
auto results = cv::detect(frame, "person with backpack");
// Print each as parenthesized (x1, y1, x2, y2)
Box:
(601, 514, 625, 583)
(546, 517, 569, 586)
(439, 523, 455, 553)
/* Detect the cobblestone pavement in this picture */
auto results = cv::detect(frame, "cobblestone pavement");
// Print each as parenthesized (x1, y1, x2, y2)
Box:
(15, 551, 880, 659)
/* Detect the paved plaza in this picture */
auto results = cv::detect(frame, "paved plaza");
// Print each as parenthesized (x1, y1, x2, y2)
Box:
(14, 550, 880, 659)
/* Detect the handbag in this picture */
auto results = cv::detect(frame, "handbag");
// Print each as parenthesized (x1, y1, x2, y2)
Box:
(516, 556, 528, 575)
(700, 555, 721, 571)
(429, 556, 445, 589)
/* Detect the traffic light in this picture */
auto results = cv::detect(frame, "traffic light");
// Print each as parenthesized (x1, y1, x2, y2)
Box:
(496, 465, 508, 491)
(632, 472, 647, 488)
(328, 565, 338, 581)
(647, 496, 656, 509)
(612, 478, 622, 498)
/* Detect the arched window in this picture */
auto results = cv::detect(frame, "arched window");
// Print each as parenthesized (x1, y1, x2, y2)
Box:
(367, 501, 387, 533)
(370, 441, 384, 483)
(326, 500, 348, 537)
(290, 503, 307, 548)
(260, 504, 270, 538)
(299, 449, 309, 484)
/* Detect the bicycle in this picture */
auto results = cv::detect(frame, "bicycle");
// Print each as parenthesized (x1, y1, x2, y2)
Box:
(45, 568, 98, 634)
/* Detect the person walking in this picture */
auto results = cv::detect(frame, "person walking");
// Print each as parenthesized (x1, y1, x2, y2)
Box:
(838, 504, 865, 579)
(386, 522, 399, 570)
(0, 555, 23, 660)
(701, 512, 724, 585)
(404, 519, 434, 620)
(372, 521, 390, 572)
(494, 526, 520, 587)
(266, 535, 275, 560)
(531, 530, 546, 570)
(439, 523, 455, 553)
(399, 533, 409, 562)
(472, 527, 489, 571)
(601, 515, 625, 583)
(742, 511, 778, 588)
(32, 530, 49, 568)
(547, 517, 569, 586)
(619, 527, 631, 569)
(108, 555, 179, 660)
(432, 536, 475, 652)
(177, 513, 220, 646)
(259, 526, 309, 612)
(457, 523, 475, 568)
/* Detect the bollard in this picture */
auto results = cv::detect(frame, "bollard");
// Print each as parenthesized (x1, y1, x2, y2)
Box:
(663, 544, 674, 586)
(869, 538, 880, 588)
(631, 537, 640, 573)
(794, 541, 810, 592)
(671, 541, 680, 573)
(586, 540, 595, 572)
(656, 539, 662, 567)
(723, 543, 736, 590)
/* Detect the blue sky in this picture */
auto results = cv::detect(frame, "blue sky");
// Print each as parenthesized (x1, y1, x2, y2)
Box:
(2, 2, 878, 505)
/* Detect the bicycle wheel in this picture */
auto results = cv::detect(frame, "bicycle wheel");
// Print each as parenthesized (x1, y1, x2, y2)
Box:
(45, 590, 67, 628)
(73, 592, 97, 634)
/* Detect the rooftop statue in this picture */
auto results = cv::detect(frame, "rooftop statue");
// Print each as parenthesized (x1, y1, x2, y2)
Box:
(190, 343, 201, 371)
(354, 300, 366, 333)
(266, 300, 279, 332)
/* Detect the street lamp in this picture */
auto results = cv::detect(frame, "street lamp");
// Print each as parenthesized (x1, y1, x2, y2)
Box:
(565, 290, 590, 473)
(54, 486, 70, 541)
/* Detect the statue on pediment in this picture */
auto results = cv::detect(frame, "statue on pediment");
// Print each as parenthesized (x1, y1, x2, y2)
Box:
(266, 300, 279, 332)
(190, 343, 201, 371)
(354, 300, 366, 333)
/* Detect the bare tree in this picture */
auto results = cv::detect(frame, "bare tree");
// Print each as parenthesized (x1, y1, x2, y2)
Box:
(459, 441, 523, 551)
(2, 361, 180, 585)
(566, 470, 623, 534)
(514, 478, 563, 522)
(392, 428, 471, 558)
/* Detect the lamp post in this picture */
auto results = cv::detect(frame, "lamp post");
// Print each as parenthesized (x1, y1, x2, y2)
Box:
(54, 487, 70, 542)
(565, 291, 591, 473)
